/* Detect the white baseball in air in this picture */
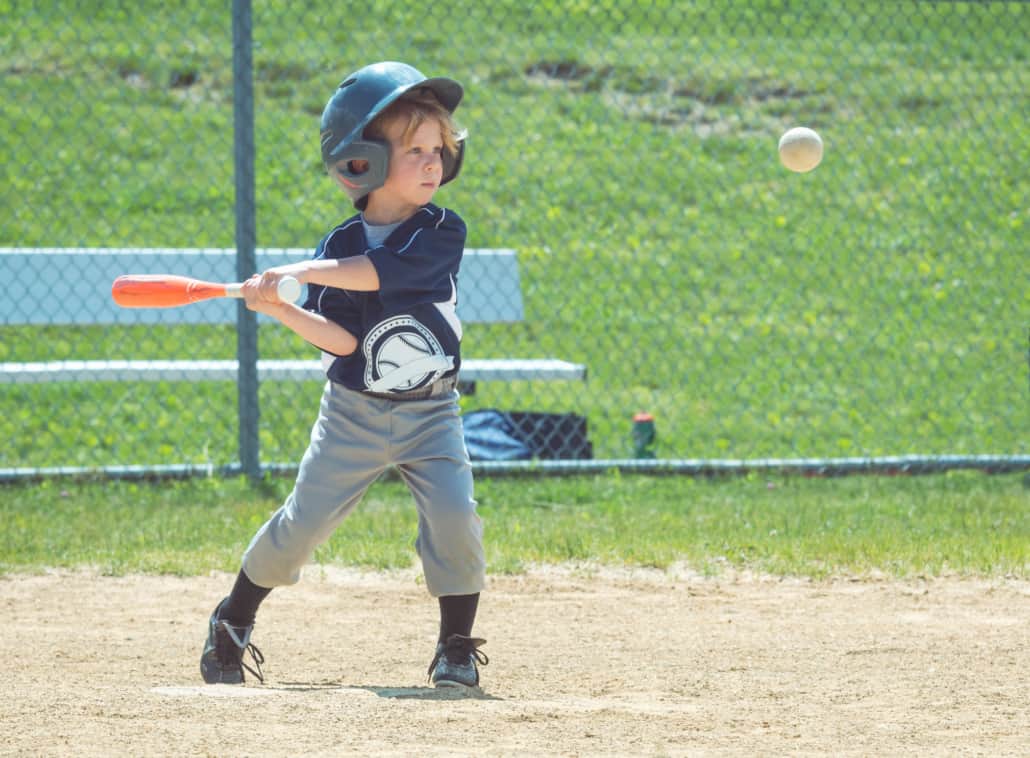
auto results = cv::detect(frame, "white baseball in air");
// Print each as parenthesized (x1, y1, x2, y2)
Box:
(277, 276, 302, 303)
(778, 127, 823, 173)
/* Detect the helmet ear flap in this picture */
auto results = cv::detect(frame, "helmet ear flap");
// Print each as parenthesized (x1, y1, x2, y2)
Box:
(441, 131, 467, 186)
(327, 139, 390, 204)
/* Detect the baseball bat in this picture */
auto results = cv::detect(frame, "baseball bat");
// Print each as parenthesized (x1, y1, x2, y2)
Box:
(111, 274, 302, 308)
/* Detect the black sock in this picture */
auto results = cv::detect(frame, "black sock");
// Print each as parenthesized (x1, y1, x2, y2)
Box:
(438, 593, 480, 644)
(219, 569, 272, 627)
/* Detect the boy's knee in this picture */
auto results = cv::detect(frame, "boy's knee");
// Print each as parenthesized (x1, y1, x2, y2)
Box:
(435, 496, 481, 532)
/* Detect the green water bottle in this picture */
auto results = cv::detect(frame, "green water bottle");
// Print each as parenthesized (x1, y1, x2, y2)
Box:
(632, 412, 656, 458)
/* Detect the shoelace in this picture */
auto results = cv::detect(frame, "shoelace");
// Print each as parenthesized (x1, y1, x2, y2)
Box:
(216, 620, 266, 684)
(426, 634, 489, 679)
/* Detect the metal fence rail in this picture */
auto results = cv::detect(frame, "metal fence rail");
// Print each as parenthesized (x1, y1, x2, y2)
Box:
(1, 1, 1026, 478)
(4, 455, 1030, 486)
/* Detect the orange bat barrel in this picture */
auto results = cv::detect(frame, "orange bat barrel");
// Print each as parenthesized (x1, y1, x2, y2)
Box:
(111, 275, 230, 308)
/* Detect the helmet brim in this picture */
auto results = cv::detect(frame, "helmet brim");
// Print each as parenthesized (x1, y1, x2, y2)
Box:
(419, 77, 463, 113)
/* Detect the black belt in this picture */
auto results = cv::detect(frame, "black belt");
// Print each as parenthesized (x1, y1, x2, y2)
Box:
(360, 375, 458, 401)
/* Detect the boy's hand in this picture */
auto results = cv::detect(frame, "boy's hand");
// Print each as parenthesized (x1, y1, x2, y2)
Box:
(241, 272, 293, 315)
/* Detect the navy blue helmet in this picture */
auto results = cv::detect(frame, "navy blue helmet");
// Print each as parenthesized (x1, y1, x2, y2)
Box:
(319, 61, 465, 206)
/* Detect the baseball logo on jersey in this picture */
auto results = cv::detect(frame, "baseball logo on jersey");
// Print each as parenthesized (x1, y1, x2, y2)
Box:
(363, 315, 455, 393)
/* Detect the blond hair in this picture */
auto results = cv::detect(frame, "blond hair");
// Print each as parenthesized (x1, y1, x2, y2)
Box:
(365, 88, 462, 155)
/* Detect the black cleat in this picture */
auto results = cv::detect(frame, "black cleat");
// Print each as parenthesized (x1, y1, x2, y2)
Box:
(200, 598, 265, 684)
(427, 634, 488, 689)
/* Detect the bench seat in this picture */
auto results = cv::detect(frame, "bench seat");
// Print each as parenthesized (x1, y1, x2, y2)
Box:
(0, 358, 586, 384)
(0, 247, 586, 393)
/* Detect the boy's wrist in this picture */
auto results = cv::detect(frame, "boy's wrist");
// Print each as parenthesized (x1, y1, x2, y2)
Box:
(269, 264, 310, 285)
(247, 299, 290, 318)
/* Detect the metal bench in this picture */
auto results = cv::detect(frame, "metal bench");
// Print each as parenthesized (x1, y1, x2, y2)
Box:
(0, 247, 586, 390)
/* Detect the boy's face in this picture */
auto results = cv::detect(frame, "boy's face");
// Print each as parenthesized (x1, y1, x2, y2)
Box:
(373, 116, 446, 212)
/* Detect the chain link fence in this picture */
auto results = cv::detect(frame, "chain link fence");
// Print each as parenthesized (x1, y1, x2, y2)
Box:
(1, 1, 1027, 477)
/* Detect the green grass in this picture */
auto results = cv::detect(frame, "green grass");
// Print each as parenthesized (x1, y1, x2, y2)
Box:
(2, 472, 1027, 579)
(1, 1, 1028, 468)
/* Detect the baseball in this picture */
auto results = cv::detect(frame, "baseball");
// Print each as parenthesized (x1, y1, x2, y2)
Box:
(778, 127, 823, 173)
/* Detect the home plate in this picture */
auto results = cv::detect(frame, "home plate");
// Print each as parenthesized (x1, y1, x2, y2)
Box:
(151, 685, 281, 698)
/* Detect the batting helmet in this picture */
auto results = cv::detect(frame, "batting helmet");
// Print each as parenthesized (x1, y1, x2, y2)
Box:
(319, 61, 465, 207)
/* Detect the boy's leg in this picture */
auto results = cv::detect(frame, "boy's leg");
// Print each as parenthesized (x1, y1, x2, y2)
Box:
(242, 383, 389, 588)
(202, 383, 388, 684)
(438, 592, 479, 644)
(220, 569, 272, 626)
(393, 394, 487, 687)
(405, 446, 487, 688)
(394, 401, 485, 599)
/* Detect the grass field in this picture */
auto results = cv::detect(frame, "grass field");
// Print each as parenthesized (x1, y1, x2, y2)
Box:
(2, 15, 1028, 754)
(1, 2, 1027, 469)
(2, 471, 1027, 579)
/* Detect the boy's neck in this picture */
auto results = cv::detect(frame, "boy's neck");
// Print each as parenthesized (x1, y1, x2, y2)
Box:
(362, 197, 421, 226)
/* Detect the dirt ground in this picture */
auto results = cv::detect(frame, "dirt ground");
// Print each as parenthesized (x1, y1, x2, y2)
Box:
(1, 566, 1028, 757)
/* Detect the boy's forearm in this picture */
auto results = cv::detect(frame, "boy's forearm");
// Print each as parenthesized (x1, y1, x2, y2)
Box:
(287, 256, 380, 291)
(273, 303, 358, 356)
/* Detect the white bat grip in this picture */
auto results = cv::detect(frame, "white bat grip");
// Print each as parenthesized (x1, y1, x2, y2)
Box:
(224, 276, 302, 303)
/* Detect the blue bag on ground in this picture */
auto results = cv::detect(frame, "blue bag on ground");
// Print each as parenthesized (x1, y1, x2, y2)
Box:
(462, 410, 593, 461)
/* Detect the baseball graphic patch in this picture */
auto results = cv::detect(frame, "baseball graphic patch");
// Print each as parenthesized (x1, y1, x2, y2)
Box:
(363, 315, 454, 393)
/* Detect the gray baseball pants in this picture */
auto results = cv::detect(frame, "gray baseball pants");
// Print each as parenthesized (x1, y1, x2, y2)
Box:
(241, 380, 484, 597)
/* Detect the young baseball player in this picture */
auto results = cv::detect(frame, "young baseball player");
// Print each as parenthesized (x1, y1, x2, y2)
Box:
(200, 61, 487, 690)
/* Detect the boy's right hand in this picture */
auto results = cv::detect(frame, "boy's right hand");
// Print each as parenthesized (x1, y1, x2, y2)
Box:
(241, 273, 294, 316)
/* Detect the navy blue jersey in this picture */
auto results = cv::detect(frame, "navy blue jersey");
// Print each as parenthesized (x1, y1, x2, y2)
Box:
(303, 204, 466, 395)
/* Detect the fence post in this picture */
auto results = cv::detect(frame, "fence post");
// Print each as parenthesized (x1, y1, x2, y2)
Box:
(232, 0, 260, 478)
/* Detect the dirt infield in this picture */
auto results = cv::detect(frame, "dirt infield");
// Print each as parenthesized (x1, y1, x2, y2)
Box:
(2, 567, 1027, 757)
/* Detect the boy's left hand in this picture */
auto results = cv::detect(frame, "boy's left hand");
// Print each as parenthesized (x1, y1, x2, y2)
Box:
(241, 272, 293, 315)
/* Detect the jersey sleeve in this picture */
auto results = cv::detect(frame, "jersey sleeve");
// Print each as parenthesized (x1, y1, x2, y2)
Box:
(365, 211, 466, 313)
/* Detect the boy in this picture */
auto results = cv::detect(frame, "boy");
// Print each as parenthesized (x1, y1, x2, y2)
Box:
(200, 61, 487, 690)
